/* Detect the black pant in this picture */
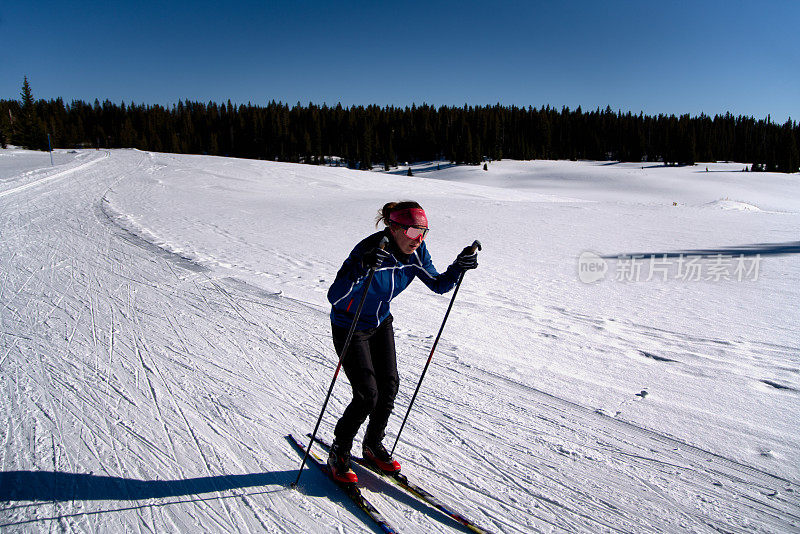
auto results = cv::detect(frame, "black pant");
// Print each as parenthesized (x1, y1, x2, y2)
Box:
(332, 316, 399, 451)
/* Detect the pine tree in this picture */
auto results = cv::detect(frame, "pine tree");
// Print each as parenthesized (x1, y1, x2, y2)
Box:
(0, 109, 7, 148)
(17, 76, 43, 149)
(779, 119, 799, 173)
(360, 121, 373, 170)
(385, 131, 397, 169)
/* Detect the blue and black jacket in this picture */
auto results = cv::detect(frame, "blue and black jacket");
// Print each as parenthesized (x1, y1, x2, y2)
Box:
(328, 230, 462, 331)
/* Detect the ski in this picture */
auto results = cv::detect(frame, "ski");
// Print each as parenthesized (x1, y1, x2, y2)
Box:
(309, 434, 492, 534)
(289, 434, 399, 534)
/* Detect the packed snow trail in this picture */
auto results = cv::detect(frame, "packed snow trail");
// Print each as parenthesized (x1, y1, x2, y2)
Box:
(0, 150, 365, 532)
(0, 149, 798, 532)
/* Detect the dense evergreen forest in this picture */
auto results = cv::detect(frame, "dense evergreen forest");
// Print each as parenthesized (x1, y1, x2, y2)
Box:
(2, 79, 798, 173)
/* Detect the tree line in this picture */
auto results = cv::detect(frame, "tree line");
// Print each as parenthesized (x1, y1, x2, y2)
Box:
(2, 78, 798, 173)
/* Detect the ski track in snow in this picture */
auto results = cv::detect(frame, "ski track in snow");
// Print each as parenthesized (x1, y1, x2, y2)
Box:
(0, 149, 798, 533)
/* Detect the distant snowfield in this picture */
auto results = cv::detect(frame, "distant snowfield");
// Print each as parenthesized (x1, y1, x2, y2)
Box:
(1, 148, 798, 533)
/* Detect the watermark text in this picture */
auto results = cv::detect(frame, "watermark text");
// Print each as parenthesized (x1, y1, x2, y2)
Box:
(578, 253, 761, 283)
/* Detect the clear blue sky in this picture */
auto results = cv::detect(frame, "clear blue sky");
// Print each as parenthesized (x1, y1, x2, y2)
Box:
(2, 0, 798, 122)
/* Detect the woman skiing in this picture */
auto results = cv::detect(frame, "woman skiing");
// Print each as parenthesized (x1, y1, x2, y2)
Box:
(325, 201, 478, 483)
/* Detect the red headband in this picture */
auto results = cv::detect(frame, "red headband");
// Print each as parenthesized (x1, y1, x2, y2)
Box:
(389, 208, 428, 227)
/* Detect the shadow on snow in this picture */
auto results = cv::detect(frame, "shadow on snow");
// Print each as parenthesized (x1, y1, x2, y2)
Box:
(1, 459, 478, 533)
(0, 469, 294, 502)
(603, 240, 800, 260)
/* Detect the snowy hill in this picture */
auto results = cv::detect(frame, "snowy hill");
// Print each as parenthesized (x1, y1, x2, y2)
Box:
(1, 148, 798, 532)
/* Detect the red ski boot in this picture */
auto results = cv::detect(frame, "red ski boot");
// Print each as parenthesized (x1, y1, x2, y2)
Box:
(363, 441, 401, 473)
(327, 441, 358, 484)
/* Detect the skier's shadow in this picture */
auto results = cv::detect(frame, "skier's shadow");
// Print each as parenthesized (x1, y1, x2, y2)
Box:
(0, 469, 296, 530)
(0, 469, 293, 502)
(2, 457, 479, 533)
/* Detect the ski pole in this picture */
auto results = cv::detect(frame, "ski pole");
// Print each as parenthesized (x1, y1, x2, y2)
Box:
(292, 236, 389, 488)
(391, 240, 481, 457)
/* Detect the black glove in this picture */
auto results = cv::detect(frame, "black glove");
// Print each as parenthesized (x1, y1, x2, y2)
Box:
(362, 247, 391, 270)
(454, 246, 479, 271)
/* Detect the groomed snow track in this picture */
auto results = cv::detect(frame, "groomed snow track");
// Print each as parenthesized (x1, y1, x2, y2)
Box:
(1, 150, 798, 533)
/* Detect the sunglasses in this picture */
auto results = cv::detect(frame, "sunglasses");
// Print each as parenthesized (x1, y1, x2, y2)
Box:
(393, 223, 429, 240)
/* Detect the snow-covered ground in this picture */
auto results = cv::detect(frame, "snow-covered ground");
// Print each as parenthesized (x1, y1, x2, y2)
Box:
(1, 148, 798, 533)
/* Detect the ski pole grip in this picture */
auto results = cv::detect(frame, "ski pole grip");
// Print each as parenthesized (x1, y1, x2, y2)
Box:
(469, 240, 482, 254)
